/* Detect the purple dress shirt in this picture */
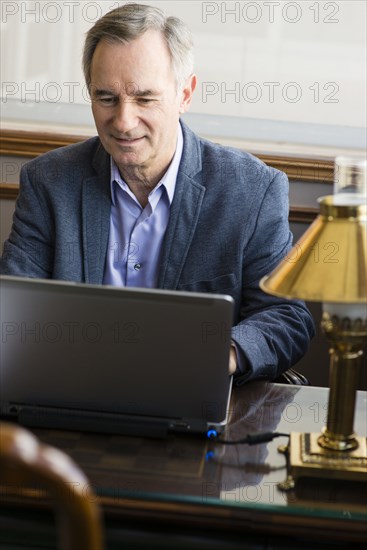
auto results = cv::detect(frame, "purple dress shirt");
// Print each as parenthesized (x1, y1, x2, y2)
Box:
(103, 125, 183, 287)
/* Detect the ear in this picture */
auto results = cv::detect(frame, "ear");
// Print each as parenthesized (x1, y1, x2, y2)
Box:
(179, 74, 197, 114)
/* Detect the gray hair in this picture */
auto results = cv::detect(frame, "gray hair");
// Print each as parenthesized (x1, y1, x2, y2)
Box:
(83, 3, 194, 92)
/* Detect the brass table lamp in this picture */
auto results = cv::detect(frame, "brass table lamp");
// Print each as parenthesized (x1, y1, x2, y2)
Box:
(260, 157, 367, 489)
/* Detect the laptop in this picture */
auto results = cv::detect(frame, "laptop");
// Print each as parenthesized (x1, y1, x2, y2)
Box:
(0, 275, 234, 438)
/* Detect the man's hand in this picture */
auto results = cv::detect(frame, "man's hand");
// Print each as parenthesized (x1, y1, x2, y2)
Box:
(229, 344, 237, 375)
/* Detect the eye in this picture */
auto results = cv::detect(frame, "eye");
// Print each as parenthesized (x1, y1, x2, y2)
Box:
(137, 97, 154, 104)
(97, 96, 117, 105)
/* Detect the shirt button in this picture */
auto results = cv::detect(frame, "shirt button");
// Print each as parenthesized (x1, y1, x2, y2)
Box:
(134, 263, 141, 271)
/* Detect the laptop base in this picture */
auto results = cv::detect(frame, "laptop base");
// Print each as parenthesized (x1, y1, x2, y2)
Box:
(1, 404, 213, 439)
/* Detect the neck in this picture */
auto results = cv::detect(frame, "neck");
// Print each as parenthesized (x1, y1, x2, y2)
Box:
(117, 165, 165, 208)
(117, 144, 177, 207)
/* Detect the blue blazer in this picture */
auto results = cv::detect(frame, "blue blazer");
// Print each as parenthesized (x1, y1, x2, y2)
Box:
(0, 121, 314, 382)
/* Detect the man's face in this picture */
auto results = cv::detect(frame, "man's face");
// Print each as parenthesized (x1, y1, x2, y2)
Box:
(90, 30, 196, 183)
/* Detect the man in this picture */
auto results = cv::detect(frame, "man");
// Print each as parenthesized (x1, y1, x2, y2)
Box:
(0, 4, 314, 384)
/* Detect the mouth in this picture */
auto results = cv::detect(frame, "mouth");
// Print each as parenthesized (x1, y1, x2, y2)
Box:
(113, 136, 145, 145)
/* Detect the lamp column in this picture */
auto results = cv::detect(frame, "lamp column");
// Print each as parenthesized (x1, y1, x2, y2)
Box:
(319, 312, 367, 452)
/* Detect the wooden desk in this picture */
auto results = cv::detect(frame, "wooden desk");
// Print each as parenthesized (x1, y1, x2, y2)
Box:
(1, 382, 366, 549)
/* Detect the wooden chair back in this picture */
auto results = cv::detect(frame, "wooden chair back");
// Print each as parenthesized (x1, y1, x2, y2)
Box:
(0, 422, 104, 550)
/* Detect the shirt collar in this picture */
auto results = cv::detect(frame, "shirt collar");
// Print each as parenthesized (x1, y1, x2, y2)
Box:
(109, 123, 183, 207)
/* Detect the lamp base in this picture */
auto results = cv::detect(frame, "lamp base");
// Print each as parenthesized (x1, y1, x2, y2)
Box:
(278, 432, 367, 491)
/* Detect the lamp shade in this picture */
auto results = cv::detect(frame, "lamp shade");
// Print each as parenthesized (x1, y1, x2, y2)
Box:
(260, 196, 367, 303)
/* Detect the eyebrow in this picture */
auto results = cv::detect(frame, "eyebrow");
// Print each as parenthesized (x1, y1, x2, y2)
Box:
(133, 89, 159, 97)
(93, 88, 160, 98)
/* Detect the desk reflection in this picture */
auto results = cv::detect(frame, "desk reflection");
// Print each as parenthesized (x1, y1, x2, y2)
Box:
(1, 382, 366, 526)
(207, 382, 298, 505)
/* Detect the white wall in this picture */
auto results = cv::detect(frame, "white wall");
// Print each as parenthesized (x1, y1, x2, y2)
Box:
(1, 1, 366, 150)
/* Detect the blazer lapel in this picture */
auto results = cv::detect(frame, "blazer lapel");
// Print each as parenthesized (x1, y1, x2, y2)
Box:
(81, 125, 205, 287)
(158, 121, 205, 289)
(82, 143, 111, 284)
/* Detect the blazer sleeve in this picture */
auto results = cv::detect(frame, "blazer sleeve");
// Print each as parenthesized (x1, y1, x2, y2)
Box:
(0, 163, 54, 278)
(232, 170, 315, 385)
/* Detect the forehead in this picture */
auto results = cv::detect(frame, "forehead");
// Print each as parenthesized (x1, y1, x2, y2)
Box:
(90, 31, 175, 90)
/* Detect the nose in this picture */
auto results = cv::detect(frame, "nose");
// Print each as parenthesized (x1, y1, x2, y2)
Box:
(113, 98, 139, 134)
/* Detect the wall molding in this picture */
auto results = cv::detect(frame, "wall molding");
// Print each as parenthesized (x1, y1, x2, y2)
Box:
(0, 129, 334, 183)
(288, 206, 319, 224)
(0, 184, 19, 200)
(258, 154, 333, 183)
(0, 129, 84, 158)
